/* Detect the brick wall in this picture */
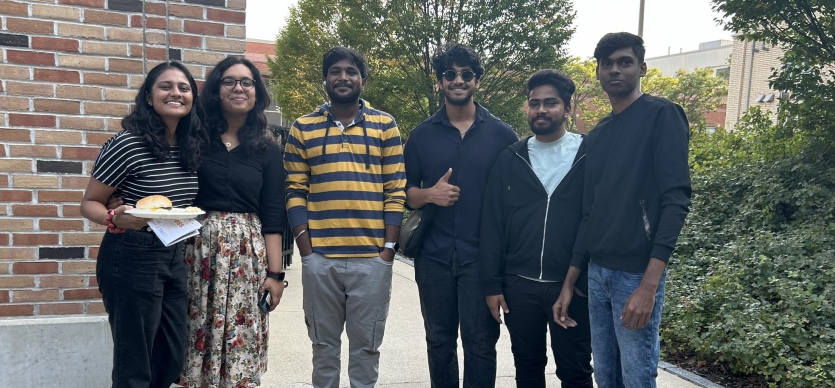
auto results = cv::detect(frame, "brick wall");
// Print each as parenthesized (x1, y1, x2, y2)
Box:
(725, 39, 783, 129)
(0, 0, 246, 318)
(244, 38, 272, 75)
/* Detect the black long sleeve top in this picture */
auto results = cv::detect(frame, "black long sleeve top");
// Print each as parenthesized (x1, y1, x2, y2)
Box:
(194, 140, 287, 235)
(571, 94, 691, 273)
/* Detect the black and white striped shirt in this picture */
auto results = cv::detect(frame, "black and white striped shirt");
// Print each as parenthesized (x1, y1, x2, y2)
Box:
(91, 131, 198, 208)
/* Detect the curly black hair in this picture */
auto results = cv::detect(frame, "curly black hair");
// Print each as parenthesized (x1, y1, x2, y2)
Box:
(121, 61, 206, 172)
(322, 47, 369, 79)
(526, 69, 576, 110)
(593, 32, 646, 64)
(201, 56, 272, 155)
(431, 43, 485, 82)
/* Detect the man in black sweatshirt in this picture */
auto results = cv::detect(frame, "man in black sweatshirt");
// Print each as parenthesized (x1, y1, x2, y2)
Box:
(553, 32, 691, 388)
(479, 69, 592, 387)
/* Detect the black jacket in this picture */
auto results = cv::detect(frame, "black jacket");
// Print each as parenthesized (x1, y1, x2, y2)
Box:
(571, 94, 691, 273)
(479, 137, 587, 296)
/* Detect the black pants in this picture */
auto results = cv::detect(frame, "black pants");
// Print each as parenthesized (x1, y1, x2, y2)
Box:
(96, 230, 189, 388)
(503, 275, 593, 388)
(415, 253, 501, 388)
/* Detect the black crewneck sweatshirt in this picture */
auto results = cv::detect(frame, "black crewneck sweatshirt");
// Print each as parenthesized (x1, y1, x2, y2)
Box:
(570, 94, 691, 273)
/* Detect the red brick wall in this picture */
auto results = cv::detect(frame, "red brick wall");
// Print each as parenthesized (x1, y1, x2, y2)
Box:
(245, 39, 273, 75)
(0, 0, 246, 318)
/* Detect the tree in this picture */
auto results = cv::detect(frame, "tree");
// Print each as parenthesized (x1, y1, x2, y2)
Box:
(712, 0, 835, 152)
(266, 0, 340, 125)
(561, 59, 727, 131)
(269, 0, 576, 137)
(562, 58, 606, 133)
(665, 68, 728, 128)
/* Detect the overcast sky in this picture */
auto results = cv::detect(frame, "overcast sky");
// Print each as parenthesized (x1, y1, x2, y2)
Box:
(246, 0, 734, 59)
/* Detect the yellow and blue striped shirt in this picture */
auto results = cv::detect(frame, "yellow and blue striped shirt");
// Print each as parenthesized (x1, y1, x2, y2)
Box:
(284, 101, 406, 258)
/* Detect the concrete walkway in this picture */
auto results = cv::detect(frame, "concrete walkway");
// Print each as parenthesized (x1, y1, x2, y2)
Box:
(263, 254, 701, 388)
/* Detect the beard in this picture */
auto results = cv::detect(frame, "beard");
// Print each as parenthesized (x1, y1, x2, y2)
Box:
(528, 116, 565, 136)
(443, 86, 475, 106)
(327, 83, 362, 104)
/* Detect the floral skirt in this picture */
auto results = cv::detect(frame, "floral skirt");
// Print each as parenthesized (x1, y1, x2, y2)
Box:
(180, 211, 269, 388)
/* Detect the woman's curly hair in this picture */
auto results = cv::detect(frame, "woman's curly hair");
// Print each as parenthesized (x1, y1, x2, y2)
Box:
(121, 61, 207, 172)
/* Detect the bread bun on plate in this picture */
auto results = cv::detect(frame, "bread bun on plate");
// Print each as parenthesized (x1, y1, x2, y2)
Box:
(136, 195, 173, 211)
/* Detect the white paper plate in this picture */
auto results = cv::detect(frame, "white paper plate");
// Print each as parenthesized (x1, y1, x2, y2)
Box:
(125, 209, 205, 219)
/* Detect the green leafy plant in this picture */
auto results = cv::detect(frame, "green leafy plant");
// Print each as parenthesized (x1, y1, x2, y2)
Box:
(664, 109, 835, 387)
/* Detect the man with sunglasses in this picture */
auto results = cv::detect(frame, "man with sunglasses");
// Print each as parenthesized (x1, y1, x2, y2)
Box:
(404, 43, 517, 388)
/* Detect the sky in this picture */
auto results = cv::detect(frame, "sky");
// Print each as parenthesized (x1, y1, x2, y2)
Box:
(246, 0, 734, 59)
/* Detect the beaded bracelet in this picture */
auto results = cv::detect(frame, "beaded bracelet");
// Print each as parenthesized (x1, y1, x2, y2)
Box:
(104, 209, 126, 234)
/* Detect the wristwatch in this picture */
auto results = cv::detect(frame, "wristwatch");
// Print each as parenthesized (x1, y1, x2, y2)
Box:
(266, 270, 285, 281)
(384, 242, 397, 251)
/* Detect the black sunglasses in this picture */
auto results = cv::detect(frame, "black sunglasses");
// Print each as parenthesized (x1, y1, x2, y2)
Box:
(443, 70, 476, 82)
(221, 77, 255, 90)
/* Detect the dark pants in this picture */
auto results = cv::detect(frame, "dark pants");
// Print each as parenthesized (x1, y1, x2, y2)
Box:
(503, 276, 593, 388)
(96, 230, 189, 388)
(415, 253, 500, 388)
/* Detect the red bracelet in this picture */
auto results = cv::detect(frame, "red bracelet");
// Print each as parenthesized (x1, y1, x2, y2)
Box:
(104, 209, 126, 234)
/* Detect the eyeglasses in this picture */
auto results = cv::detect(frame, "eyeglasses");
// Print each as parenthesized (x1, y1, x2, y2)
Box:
(442, 69, 476, 83)
(221, 77, 255, 90)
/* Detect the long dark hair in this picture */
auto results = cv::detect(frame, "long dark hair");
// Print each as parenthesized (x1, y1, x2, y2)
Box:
(122, 61, 206, 172)
(201, 56, 271, 155)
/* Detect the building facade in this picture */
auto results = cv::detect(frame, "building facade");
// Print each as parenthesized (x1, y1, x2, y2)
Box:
(645, 40, 733, 77)
(725, 39, 784, 129)
(0, 0, 247, 319)
(245, 37, 290, 128)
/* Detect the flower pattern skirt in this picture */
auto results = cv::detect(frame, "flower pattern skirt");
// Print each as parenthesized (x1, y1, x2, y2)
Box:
(180, 211, 269, 388)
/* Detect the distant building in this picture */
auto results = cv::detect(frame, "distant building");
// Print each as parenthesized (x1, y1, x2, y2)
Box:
(646, 40, 733, 77)
(645, 40, 733, 130)
(245, 38, 290, 127)
(725, 39, 784, 129)
(245, 38, 274, 76)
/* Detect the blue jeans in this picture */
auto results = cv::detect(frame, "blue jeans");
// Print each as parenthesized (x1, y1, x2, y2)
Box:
(587, 261, 666, 388)
(415, 253, 500, 388)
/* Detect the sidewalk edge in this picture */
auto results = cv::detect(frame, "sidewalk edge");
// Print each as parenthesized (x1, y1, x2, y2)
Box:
(658, 361, 726, 388)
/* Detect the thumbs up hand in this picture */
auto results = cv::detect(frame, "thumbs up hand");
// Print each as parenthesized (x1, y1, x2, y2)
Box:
(431, 168, 460, 207)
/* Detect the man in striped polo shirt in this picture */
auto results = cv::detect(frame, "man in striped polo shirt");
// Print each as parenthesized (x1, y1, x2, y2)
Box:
(284, 46, 407, 388)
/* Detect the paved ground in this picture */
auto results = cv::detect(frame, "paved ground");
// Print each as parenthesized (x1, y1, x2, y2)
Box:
(262, 253, 701, 388)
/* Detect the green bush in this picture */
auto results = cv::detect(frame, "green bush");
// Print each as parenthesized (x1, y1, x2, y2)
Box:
(663, 111, 835, 387)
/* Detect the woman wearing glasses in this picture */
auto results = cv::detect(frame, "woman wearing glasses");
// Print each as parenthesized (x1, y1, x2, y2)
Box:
(180, 57, 287, 388)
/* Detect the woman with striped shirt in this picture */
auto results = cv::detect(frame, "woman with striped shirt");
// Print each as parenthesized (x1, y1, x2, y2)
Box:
(80, 61, 207, 388)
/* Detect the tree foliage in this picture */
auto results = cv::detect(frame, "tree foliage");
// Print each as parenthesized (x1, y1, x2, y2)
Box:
(562, 58, 727, 131)
(664, 109, 835, 386)
(562, 58, 606, 133)
(712, 0, 835, 153)
(269, 0, 576, 136)
(665, 68, 728, 128)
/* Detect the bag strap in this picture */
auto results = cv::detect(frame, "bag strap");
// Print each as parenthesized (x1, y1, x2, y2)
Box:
(449, 115, 494, 184)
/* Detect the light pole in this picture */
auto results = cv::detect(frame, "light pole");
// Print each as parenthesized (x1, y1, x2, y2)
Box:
(638, 0, 645, 37)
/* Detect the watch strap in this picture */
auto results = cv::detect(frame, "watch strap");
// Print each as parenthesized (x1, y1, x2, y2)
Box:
(266, 271, 285, 281)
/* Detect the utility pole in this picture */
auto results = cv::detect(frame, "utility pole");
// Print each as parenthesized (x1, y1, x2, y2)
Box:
(638, 0, 645, 37)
